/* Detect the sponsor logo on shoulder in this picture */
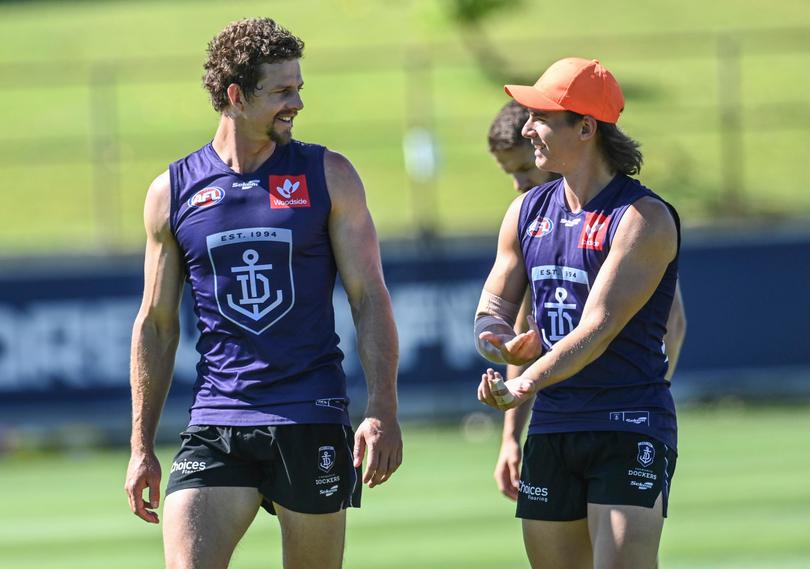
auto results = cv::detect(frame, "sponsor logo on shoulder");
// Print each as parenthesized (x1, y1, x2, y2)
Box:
(233, 179, 261, 190)
(609, 411, 650, 426)
(526, 216, 553, 238)
(189, 187, 225, 208)
(318, 445, 336, 473)
(269, 175, 311, 208)
(170, 459, 207, 475)
(578, 212, 610, 250)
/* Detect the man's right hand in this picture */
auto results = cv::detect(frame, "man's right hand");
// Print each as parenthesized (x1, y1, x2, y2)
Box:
(494, 438, 522, 500)
(125, 450, 162, 524)
(478, 316, 542, 366)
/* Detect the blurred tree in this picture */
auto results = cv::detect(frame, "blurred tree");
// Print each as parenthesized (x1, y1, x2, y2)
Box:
(447, 0, 529, 83)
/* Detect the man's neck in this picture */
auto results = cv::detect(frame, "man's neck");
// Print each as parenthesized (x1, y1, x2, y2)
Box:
(211, 116, 277, 174)
(561, 153, 615, 213)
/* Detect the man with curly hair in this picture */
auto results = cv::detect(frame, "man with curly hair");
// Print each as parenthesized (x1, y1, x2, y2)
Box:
(124, 18, 402, 569)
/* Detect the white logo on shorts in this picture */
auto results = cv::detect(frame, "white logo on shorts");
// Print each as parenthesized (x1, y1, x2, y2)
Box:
(170, 459, 207, 475)
(518, 480, 549, 502)
(319, 484, 339, 497)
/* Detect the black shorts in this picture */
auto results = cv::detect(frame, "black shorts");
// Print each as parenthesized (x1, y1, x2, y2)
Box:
(165, 424, 361, 515)
(516, 431, 677, 522)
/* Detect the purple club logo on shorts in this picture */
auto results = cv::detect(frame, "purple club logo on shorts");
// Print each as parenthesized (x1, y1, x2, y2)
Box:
(318, 445, 336, 473)
(637, 441, 655, 468)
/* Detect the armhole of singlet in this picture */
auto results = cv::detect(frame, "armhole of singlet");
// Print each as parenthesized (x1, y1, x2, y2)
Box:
(167, 161, 180, 236)
(605, 203, 631, 251)
(313, 144, 331, 213)
(664, 201, 682, 252)
(517, 188, 534, 243)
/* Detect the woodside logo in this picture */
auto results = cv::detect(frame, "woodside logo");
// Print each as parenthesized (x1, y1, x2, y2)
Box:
(269, 175, 311, 209)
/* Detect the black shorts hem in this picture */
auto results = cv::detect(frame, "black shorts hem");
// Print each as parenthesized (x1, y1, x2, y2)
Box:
(516, 510, 587, 522)
(165, 481, 260, 497)
(262, 495, 361, 516)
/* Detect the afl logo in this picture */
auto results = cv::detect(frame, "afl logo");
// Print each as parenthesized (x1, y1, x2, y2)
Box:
(189, 187, 225, 208)
(526, 216, 553, 238)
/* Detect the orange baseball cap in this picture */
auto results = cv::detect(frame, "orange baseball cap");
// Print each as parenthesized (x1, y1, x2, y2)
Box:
(505, 58, 625, 124)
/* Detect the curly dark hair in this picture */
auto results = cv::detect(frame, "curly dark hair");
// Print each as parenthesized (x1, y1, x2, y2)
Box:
(565, 111, 643, 176)
(203, 18, 304, 112)
(488, 100, 530, 152)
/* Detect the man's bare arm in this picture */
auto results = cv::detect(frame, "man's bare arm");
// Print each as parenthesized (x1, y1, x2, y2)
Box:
(124, 171, 185, 523)
(475, 195, 542, 365)
(325, 150, 402, 488)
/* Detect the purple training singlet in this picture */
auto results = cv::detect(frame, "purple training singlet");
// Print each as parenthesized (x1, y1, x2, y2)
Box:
(519, 174, 680, 449)
(169, 140, 350, 427)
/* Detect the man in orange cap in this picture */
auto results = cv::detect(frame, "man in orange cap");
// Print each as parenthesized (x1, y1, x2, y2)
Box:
(474, 57, 685, 568)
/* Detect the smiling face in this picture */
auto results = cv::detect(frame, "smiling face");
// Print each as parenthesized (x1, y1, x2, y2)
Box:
(521, 110, 585, 174)
(238, 59, 304, 145)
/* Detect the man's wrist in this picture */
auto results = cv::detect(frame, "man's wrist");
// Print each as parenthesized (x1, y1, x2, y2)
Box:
(365, 399, 398, 419)
(501, 432, 521, 445)
(130, 433, 157, 455)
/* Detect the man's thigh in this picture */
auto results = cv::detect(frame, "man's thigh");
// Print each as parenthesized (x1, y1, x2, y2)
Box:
(163, 487, 263, 569)
(275, 502, 346, 569)
(522, 518, 592, 569)
(588, 495, 664, 569)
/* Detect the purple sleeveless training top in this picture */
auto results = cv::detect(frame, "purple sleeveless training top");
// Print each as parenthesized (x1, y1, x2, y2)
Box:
(519, 174, 679, 449)
(169, 140, 350, 426)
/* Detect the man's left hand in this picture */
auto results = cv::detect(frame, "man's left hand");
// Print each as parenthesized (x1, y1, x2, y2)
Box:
(478, 368, 536, 411)
(353, 413, 403, 488)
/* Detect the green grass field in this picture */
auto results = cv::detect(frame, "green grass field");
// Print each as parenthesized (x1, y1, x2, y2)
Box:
(1, 1, 810, 254)
(2, 405, 809, 568)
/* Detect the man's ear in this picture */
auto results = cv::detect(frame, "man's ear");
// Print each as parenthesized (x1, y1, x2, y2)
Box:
(225, 83, 245, 116)
(580, 116, 598, 141)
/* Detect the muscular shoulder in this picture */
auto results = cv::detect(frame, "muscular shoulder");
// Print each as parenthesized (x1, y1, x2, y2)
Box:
(323, 149, 365, 211)
(144, 170, 172, 236)
(613, 196, 678, 261)
(506, 191, 530, 222)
